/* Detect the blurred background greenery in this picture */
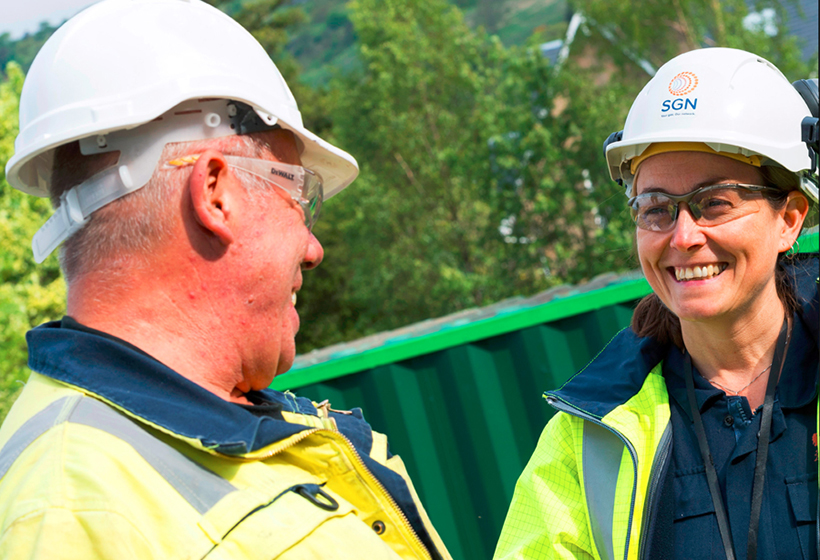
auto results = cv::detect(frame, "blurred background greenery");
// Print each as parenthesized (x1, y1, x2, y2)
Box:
(0, 0, 817, 421)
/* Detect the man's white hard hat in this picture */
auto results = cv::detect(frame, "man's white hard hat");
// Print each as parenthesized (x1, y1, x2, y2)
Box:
(604, 47, 818, 201)
(5, 0, 359, 262)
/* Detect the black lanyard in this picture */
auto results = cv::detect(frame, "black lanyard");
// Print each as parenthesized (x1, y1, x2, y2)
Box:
(684, 318, 790, 560)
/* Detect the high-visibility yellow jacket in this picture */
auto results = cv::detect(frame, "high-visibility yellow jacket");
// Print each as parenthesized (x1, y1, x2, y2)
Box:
(495, 356, 672, 560)
(0, 322, 451, 560)
(494, 254, 819, 560)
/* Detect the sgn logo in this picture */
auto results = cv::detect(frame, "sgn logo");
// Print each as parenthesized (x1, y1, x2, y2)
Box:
(662, 71, 698, 114)
(662, 98, 698, 111)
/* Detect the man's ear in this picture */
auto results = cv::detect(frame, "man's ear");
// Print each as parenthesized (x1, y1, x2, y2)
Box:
(189, 149, 236, 246)
(778, 191, 810, 252)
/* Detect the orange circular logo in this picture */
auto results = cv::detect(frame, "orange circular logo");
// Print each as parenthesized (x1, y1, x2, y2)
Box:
(668, 72, 698, 96)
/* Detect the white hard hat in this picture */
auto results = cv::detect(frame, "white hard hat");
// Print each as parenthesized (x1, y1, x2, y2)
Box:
(5, 0, 359, 262)
(604, 47, 818, 202)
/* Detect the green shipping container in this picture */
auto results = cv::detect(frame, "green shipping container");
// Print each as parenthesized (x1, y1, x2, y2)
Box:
(272, 231, 818, 560)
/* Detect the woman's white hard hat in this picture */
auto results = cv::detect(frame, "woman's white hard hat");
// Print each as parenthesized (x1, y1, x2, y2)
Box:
(604, 47, 818, 202)
(5, 0, 359, 261)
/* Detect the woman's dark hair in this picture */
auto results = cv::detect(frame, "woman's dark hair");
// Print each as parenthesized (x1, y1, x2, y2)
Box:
(630, 165, 804, 348)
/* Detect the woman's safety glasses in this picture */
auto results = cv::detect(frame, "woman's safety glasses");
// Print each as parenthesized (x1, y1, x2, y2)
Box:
(165, 155, 323, 230)
(628, 183, 783, 232)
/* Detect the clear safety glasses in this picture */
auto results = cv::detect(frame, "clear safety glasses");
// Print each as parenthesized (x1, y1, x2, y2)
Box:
(165, 155, 323, 230)
(628, 183, 784, 232)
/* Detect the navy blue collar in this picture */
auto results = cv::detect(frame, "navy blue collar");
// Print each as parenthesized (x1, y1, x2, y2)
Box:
(546, 327, 668, 419)
(27, 320, 316, 455)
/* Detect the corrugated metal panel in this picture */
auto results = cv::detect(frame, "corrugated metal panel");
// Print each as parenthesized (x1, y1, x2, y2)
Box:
(274, 232, 818, 560)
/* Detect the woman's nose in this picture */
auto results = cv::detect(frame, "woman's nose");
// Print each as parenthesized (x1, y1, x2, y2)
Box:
(669, 203, 706, 251)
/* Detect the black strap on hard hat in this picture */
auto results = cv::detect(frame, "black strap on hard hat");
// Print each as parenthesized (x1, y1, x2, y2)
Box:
(794, 79, 819, 174)
(793, 79, 819, 119)
(602, 130, 624, 186)
(602, 130, 623, 159)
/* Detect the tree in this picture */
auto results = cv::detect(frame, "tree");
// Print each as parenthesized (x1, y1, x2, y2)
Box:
(0, 23, 60, 79)
(475, 0, 510, 33)
(0, 63, 66, 422)
(572, 0, 816, 80)
(296, 0, 565, 350)
(294, 0, 817, 352)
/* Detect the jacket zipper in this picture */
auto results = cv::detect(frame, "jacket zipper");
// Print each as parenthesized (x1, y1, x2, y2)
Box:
(216, 428, 433, 560)
(637, 424, 673, 560)
(546, 395, 639, 560)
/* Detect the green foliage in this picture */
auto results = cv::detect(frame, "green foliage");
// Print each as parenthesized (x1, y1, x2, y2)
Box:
(295, 0, 818, 352)
(288, 0, 570, 87)
(297, 0, 564, 349)
(489, 52, 638, 281)
(574, 0, 815, 79)
(286, 0, 359, 87)
(203, 0, 307, 82)
(473, 0, 511, 33)
(0, 23, 61, 79)
(0, 63, 66, 422)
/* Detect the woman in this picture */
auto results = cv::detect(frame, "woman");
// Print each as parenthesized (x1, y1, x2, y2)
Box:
(494, 48, 818, 560)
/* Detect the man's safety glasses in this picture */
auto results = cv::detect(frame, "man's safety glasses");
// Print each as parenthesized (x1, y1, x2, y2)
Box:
(165, 155, 323, 230)
(628, 183, 783, 232)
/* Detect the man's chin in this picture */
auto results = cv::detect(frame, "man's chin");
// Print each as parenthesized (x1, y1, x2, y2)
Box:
(274, 351, 296, 378)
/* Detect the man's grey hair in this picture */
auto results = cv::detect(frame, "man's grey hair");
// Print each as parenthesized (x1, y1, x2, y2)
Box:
(51, 133, 276, 283)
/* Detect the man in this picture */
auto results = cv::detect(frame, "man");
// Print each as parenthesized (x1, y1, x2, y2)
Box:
(0, 1, 450, 558)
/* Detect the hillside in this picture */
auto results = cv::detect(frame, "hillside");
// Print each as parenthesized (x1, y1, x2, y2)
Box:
(288, 0, 568, 86)
(1, 0, 568, 85)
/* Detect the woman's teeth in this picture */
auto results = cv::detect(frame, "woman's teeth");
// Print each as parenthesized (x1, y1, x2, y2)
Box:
(674, 264, 726, 281)
(291, 292, 297, 306)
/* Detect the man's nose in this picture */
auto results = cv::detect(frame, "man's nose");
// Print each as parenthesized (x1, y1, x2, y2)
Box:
(302, 233, 324, 270)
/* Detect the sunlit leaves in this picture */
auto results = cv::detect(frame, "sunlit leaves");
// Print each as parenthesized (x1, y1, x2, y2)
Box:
(0, 63, 66, 421)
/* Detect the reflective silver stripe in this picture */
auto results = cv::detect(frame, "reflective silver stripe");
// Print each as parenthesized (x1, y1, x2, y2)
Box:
(0, 396, 77, 479)
(71, 397, 237, 513)
(0, 396, 236, 514)
(583, 421, 624, 560)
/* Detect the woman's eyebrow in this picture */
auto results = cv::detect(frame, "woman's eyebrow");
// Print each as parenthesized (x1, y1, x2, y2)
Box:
(638, 176, 734, 194)
(694, 176, 732, 188)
